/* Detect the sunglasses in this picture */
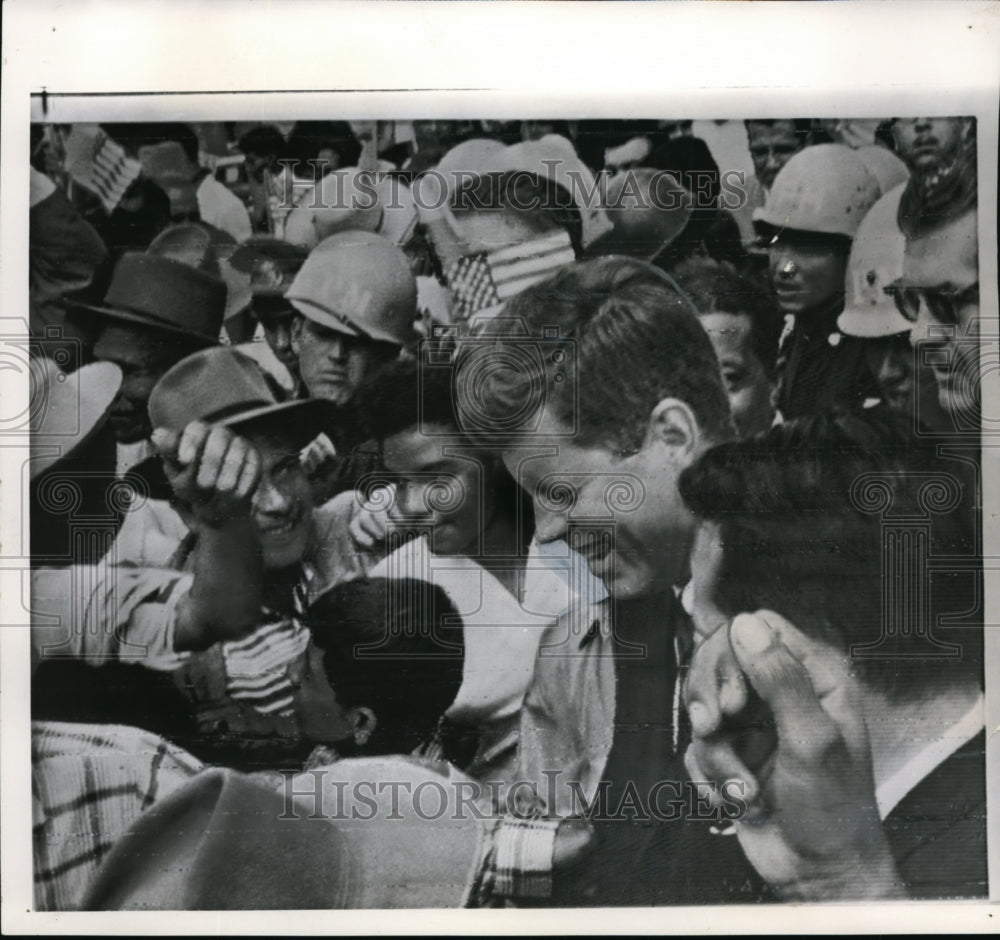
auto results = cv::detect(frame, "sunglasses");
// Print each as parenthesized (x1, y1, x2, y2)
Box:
(884, 281, 979, 325)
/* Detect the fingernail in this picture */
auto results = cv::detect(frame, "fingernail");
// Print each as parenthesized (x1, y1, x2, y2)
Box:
(730, 614, 772, 655)
(687, 701, 712, 734)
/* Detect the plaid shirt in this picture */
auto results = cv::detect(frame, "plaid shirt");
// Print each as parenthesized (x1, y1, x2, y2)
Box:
(32, 722, 204, 911)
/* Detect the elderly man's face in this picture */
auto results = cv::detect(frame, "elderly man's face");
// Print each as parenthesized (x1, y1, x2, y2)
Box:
(892, 117, 971, 175)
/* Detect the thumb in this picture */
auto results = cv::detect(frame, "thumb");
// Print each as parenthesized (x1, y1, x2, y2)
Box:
(728, 613, 832, 757)
(150, 427, 180, 460)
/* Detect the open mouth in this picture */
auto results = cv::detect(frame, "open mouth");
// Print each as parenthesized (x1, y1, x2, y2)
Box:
(258, 508, 304, 539)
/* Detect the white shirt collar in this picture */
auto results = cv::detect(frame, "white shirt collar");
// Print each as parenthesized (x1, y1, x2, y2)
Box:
(875, 693, 984, 819)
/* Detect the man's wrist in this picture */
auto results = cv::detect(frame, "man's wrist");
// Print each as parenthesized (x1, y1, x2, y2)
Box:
(778, 848, 906, 901)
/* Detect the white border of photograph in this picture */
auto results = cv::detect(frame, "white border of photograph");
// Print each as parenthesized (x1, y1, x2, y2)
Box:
(2, 0, 998, 933)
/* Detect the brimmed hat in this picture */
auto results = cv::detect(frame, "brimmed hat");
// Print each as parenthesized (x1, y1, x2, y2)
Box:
(82, 762, 483, 910)
(589, 168, 693, 261)
(148, 346, 328, 448)
(229, 237, 309, 297)
(29, 359, 123, 479)
(148, 222, 253, 320)
(75, 252, 227, 346)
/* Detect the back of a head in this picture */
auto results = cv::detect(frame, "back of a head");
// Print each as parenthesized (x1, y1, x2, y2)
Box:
(678, 409, 980, 700)
(456, 256, 732, 454)
(306, 578, 465, 755)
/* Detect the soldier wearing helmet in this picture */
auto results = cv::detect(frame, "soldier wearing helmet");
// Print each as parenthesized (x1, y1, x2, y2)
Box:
(837, 184, 950, 432)
(286, 230, 420, 500)
(753, 143, 901, 418)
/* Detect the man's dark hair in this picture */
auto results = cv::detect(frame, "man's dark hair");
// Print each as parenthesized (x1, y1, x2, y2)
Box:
(238, 125, 287, 160)
(306, 578, 465, 757)
(356, 356, 457, 442)
(671, 257, 783, 379)
(457, 256, 733, 455)
(678, 409, 981, 701)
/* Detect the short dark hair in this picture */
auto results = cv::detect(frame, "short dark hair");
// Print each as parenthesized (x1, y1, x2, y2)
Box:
(238, 124, 287, 159)
(456, 256, 733, 454)
(306, 578, 465, 756)
(671, 257, 783, 379)
(678, 409, 981, 700)
(356, 356, 457, 442)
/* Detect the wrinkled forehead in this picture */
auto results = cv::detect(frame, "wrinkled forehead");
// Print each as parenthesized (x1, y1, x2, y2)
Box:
(902, 211, 978, 288)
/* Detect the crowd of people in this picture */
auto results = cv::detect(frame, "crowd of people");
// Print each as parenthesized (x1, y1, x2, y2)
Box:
(27, 116, 985, 909)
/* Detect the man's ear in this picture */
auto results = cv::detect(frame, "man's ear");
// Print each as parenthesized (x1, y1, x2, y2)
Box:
(647, 397, 700, 458)
(349, 706, 378, 748)
(290, 315, 306, 356)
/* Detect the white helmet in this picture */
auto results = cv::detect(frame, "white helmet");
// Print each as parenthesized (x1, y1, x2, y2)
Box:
(837, 183, 911, 338)
(753, 143, 883, 239)
(854, 145, 909, 196)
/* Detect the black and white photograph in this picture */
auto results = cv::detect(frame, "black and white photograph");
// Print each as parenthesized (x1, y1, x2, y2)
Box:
(2, 1, 998, 933)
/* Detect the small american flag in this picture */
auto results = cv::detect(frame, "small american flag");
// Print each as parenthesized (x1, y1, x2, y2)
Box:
(63, 124, 142, 214)
(445, 230, 576, 321)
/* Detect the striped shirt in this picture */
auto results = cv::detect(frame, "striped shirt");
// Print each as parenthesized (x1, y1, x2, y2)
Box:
(220, 575, 312, 716)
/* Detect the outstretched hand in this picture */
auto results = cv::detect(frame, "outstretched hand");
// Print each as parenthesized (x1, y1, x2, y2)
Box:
(684, 610, 904, 900)
(152, 421, 262, 529)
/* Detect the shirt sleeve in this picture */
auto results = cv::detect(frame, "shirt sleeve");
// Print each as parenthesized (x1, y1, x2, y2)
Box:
(469, 816, 560, 904)
(31, 565, 194, 670)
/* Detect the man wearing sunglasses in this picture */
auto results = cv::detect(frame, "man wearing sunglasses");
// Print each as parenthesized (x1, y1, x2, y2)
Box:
(888, 207, 980, 426)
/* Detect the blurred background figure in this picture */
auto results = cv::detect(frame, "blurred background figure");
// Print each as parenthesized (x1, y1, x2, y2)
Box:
(229, 236, 310, 395)
(237, 124, 290, 234)
(837, 183, 951, 432)
(673, 257, 782, 438)
(753, 143, 891, 418)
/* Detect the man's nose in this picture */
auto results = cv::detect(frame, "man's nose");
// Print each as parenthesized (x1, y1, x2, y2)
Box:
(327, 334, 348, 361)
(908, 300, 936, 348)
(876, 350, 906, 389)
(532, 503, 569, 545)
(253, 478, 291, 515)
(770, 246, 797, 279)
(392, 483, 428, 521)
